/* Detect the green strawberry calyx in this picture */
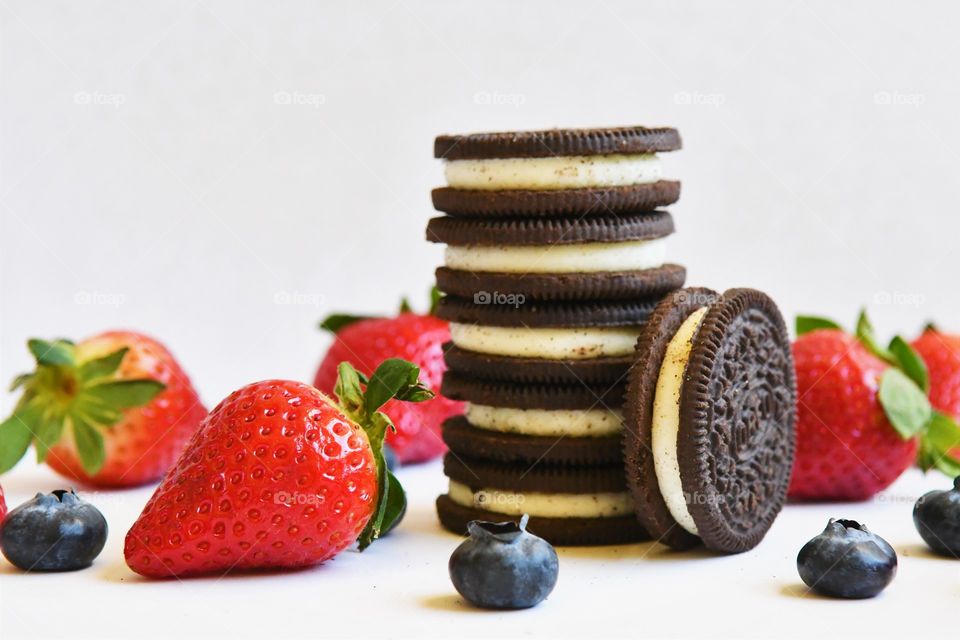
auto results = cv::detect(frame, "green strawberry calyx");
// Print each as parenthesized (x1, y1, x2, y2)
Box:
(796, 310, 960, 476)
(318, 286, 444, 334)
(0, 338, 166, 476)
(333, 358, 434, 550)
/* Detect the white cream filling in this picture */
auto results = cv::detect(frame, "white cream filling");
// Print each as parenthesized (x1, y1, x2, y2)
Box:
(449, 323, 641, 360)
(445, 153, 662, 190)
(444, 237, 668, 274)
(465, 403, 623, 438)
(448, 481, 633, 518)
(651, 306, 709, 536)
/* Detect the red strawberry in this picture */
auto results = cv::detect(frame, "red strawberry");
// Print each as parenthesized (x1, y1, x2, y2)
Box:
(124, 359, 432, 578)
(0, 332, 206, 487)
(0, 483, 6, 521)
(790, 313, 960, 501)
(912, 327, 960, 421)
(790, 329, 917, 500)
(314, 307, 463, 464)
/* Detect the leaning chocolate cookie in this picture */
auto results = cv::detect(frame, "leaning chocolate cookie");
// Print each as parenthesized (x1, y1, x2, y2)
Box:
(623, 288, 797, 553)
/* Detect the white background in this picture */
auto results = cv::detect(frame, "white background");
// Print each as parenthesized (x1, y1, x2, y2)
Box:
(1, 2, 959, 639)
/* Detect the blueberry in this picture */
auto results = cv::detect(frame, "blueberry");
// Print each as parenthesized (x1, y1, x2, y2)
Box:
(797, 519, 897, 599)
(0, 489, 107, 572)
(914, 475, 960, 558)
(449, 514, 558, 609)
(384, 445, 398, 472)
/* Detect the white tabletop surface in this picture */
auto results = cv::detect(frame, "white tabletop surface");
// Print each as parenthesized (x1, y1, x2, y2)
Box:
(0, 458, 954, 640)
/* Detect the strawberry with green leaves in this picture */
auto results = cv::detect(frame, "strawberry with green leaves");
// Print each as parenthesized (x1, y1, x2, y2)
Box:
(791, 312, 960, 501)
(0, 331, 206, 487)
(125, 358, 432, 578)
(314, 291, 463, 464)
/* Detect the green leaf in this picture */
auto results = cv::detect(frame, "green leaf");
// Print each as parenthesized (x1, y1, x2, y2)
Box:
(72, 394, 124, 427)
(926, 412, 960, 452)
(319, 314, 373, 334)
(878, 368, 932, 439)
(364, 358, 432, 414)
(71, 414, 106, 475)
(395, 386, 436, 403)
(9, 372, 33, 392)
(33, 409, 66, 463)
(398, 297, 413, 314)
(429, 285, 442, 315)
(0, 402, 44, 474)
(376, 471, 406, 543)
(856, 310, 895, 363)
(27, 338, 75, 366)
(888, 336, 929, 392)
(919, 411, 960, 477)
(796, 315, 843, 336)
(84, 379, 165, 409)
(334, 362, 366, 421)
(357, 448, 391, 550)
(77, 347, 128, 383)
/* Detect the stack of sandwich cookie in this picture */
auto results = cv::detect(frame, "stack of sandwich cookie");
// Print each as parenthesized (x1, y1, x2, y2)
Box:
(623, 288, 797, 553)
(428, 126, 685, 545)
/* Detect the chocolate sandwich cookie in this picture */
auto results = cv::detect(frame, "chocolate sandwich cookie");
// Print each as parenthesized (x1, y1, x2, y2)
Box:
(426, 211, 675, 247)
(435, 264, 686, 302)
(437, 454, 648, 546)
(442, 343, 632, 385)
(441, 372, 624, 410)
(623, 288, 796, 553)
(442, 416, 623, 466)
(439, 297, 659, 365)
(433, 126, 681, 217)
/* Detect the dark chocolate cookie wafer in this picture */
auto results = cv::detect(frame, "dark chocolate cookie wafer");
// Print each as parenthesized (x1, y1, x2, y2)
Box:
(624, 288, 796, 554)
(441, 373, 624, 411)
(431, 182, 681, 217)
(426, 211, 674, 246)
(442, 416, 623, 466)
(436, 296, 660, 328)
(434, 126, 681, 160)
(435, 264, 686, 302)
(623, 288, 719, 550)
(443, 343, 632, 385)
(436, 496, 648, 546)
(444, 453, 627, 493)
